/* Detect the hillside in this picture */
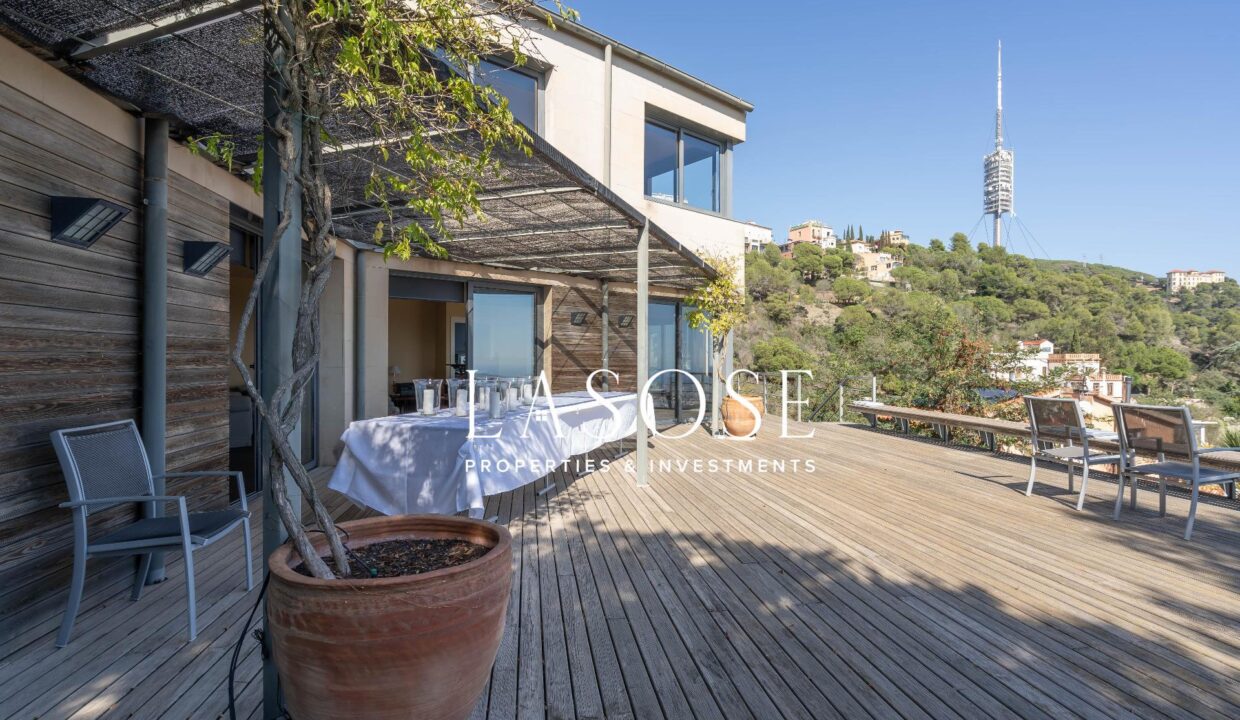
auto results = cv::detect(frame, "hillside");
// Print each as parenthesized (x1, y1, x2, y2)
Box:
(738, 234, 1239, 421)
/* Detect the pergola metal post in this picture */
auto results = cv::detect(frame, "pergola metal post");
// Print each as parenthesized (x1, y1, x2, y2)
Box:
(142, 116, 169, 584)
(260, 12, 302, 717)
(635, 220, 649, 487)
(354, 246, 366, 420)
(600, 281, 609, 391)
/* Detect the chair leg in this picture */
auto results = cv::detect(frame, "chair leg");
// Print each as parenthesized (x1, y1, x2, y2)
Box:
(1158, 480, 1167, 517)
(183, 546, 198, 643)
(131, 553, 152, 602)
(1130, 472, 1139, 509)
(1113, 470, 1125, 520)
(1076, 463, 1090, 511)
(56, 544, 88, 648)
(1025, 457, 1037, 496)
(243, 518, 254, 592)
(1185, 484, 1200, 541)
(1066, 462, 1074, 493)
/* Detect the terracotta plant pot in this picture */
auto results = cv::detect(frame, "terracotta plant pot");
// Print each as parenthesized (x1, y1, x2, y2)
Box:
(721, 394, 765, 437)
(267, 515, 512, 720)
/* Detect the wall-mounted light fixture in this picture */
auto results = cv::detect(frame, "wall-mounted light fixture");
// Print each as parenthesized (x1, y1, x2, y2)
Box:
(617, 314, 634, 328)
(570, 311, 588, 326)
(183, 240, 231, 276)
(50, 197, 130, 248)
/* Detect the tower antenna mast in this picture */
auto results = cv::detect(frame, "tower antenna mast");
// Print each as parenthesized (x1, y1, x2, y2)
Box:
(983, 41, 1013, 247)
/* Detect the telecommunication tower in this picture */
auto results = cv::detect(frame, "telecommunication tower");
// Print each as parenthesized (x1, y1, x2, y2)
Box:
(983, 41, 1014, 247)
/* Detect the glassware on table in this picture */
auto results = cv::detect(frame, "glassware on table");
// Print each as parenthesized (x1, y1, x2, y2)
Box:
(448, 378, 470, 416)
(518, 376, 536, 404)
(414, 379, 442, 415)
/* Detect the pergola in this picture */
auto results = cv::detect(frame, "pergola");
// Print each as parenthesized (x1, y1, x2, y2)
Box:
(0, 2, 716, 714)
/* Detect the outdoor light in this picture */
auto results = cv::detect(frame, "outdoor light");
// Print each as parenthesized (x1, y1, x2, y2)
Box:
(617, 314, 634, 328)
(570, 311, 588, 326)
(49, 197, 129, 248)
(182, 241, 231, 276)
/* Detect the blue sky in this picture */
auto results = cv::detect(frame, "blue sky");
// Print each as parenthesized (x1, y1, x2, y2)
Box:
(567, 0, 1240, 277)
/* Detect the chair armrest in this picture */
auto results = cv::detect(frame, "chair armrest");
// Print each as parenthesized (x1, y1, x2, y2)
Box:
(59, 495, 188, 511)
(156, 471, 249, 513)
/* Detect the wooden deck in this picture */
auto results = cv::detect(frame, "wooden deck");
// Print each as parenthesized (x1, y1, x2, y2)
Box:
(4, 421, 1240, 719)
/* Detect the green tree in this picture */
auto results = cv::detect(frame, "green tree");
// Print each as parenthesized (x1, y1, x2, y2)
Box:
(832, 277, 871, 305)
(761, 242, 783, 266)
(752, 336, 816, 373)
(1013, 298, 1050, 321)
(950, 232, 972, 254)
(745, 256, 797, 300)
(928, 238, 945, 252)
(791, 242, 826, 282)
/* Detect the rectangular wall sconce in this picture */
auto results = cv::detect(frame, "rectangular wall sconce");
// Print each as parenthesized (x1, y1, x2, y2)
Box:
(570, 311, 588, 326)
(183, 240, 231, 276)
(617, 314, 634, 328)
(50, 197, 130, 248)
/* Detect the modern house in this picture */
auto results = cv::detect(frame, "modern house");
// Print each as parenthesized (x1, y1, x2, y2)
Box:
(0, 3, 750, 629)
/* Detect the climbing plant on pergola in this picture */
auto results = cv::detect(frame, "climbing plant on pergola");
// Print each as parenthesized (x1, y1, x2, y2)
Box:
(236, 0, 575, 579)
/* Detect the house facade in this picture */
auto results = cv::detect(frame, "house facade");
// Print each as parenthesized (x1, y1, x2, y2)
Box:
(0, 9, 751, 622)
(854, 251, 902, 282)
(786, 219, 838, 250)
(1167, 269, 1226, 293)
(742, 221, 774, 252)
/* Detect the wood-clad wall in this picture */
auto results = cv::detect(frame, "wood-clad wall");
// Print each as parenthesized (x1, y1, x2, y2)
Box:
(0, 78, 230, 629)
(550, 285, 638, 392)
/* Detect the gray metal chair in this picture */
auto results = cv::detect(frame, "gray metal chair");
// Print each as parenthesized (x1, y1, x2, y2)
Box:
(1025, 396, 1125, 511)
(51, 420, 252, 647)
(1113, 404, 1239, 540)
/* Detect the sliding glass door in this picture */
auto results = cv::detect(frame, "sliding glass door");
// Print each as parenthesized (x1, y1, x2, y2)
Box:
(648, 301, 678, 427)
(471, 285, 536, 378)
(679, 307, 712, 420)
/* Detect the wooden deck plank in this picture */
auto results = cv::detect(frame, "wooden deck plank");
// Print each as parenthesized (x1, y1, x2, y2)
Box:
(4, 425, 1239, 719)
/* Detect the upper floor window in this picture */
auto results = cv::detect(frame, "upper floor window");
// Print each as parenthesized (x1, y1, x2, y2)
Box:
(478, 59, 539, 131)
(643, 121, 721, 213)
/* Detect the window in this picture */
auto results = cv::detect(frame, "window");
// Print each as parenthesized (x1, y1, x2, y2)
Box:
(471, 286, 536, 378)
(644, 123, 678, 202)
(477, 59, 538, 130)
(643, 121, 722, 212)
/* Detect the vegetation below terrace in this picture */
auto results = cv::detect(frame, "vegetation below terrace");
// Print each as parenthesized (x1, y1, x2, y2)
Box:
(737, 234, 1239, 430)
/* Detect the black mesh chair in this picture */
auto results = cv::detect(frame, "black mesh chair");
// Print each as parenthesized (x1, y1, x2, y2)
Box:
(1025, 397, 1126, 511)
(1113, 404, 1240, 540)
(50, 420, 252, 647)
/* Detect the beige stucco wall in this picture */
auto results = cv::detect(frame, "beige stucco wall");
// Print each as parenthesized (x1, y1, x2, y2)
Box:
(521, 21, 749, 269)
(319, 255, 354, 455)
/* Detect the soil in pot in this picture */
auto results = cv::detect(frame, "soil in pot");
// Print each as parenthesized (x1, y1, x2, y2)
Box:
(294, 538, 488, 579)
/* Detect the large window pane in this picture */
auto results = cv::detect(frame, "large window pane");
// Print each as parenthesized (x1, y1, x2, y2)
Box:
(644, 123, 678, 203)
(648, 302, 678, 427)
(472, 287, 535, 378)
(679, 308, 712, 420)
(682, 133, 719, 211)
(479, 60, 537, 130)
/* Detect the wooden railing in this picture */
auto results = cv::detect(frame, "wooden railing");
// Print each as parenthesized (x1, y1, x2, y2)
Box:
(848, 401, 1240, 480)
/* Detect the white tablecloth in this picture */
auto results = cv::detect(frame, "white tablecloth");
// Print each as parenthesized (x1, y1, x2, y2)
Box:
(329, 391, 638, 517)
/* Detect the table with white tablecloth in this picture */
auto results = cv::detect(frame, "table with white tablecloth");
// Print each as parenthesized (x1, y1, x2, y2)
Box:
(328, 391, 638, 517)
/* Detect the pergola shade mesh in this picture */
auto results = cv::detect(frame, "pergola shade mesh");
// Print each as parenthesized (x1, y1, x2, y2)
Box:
(0, 0, 716, 289)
